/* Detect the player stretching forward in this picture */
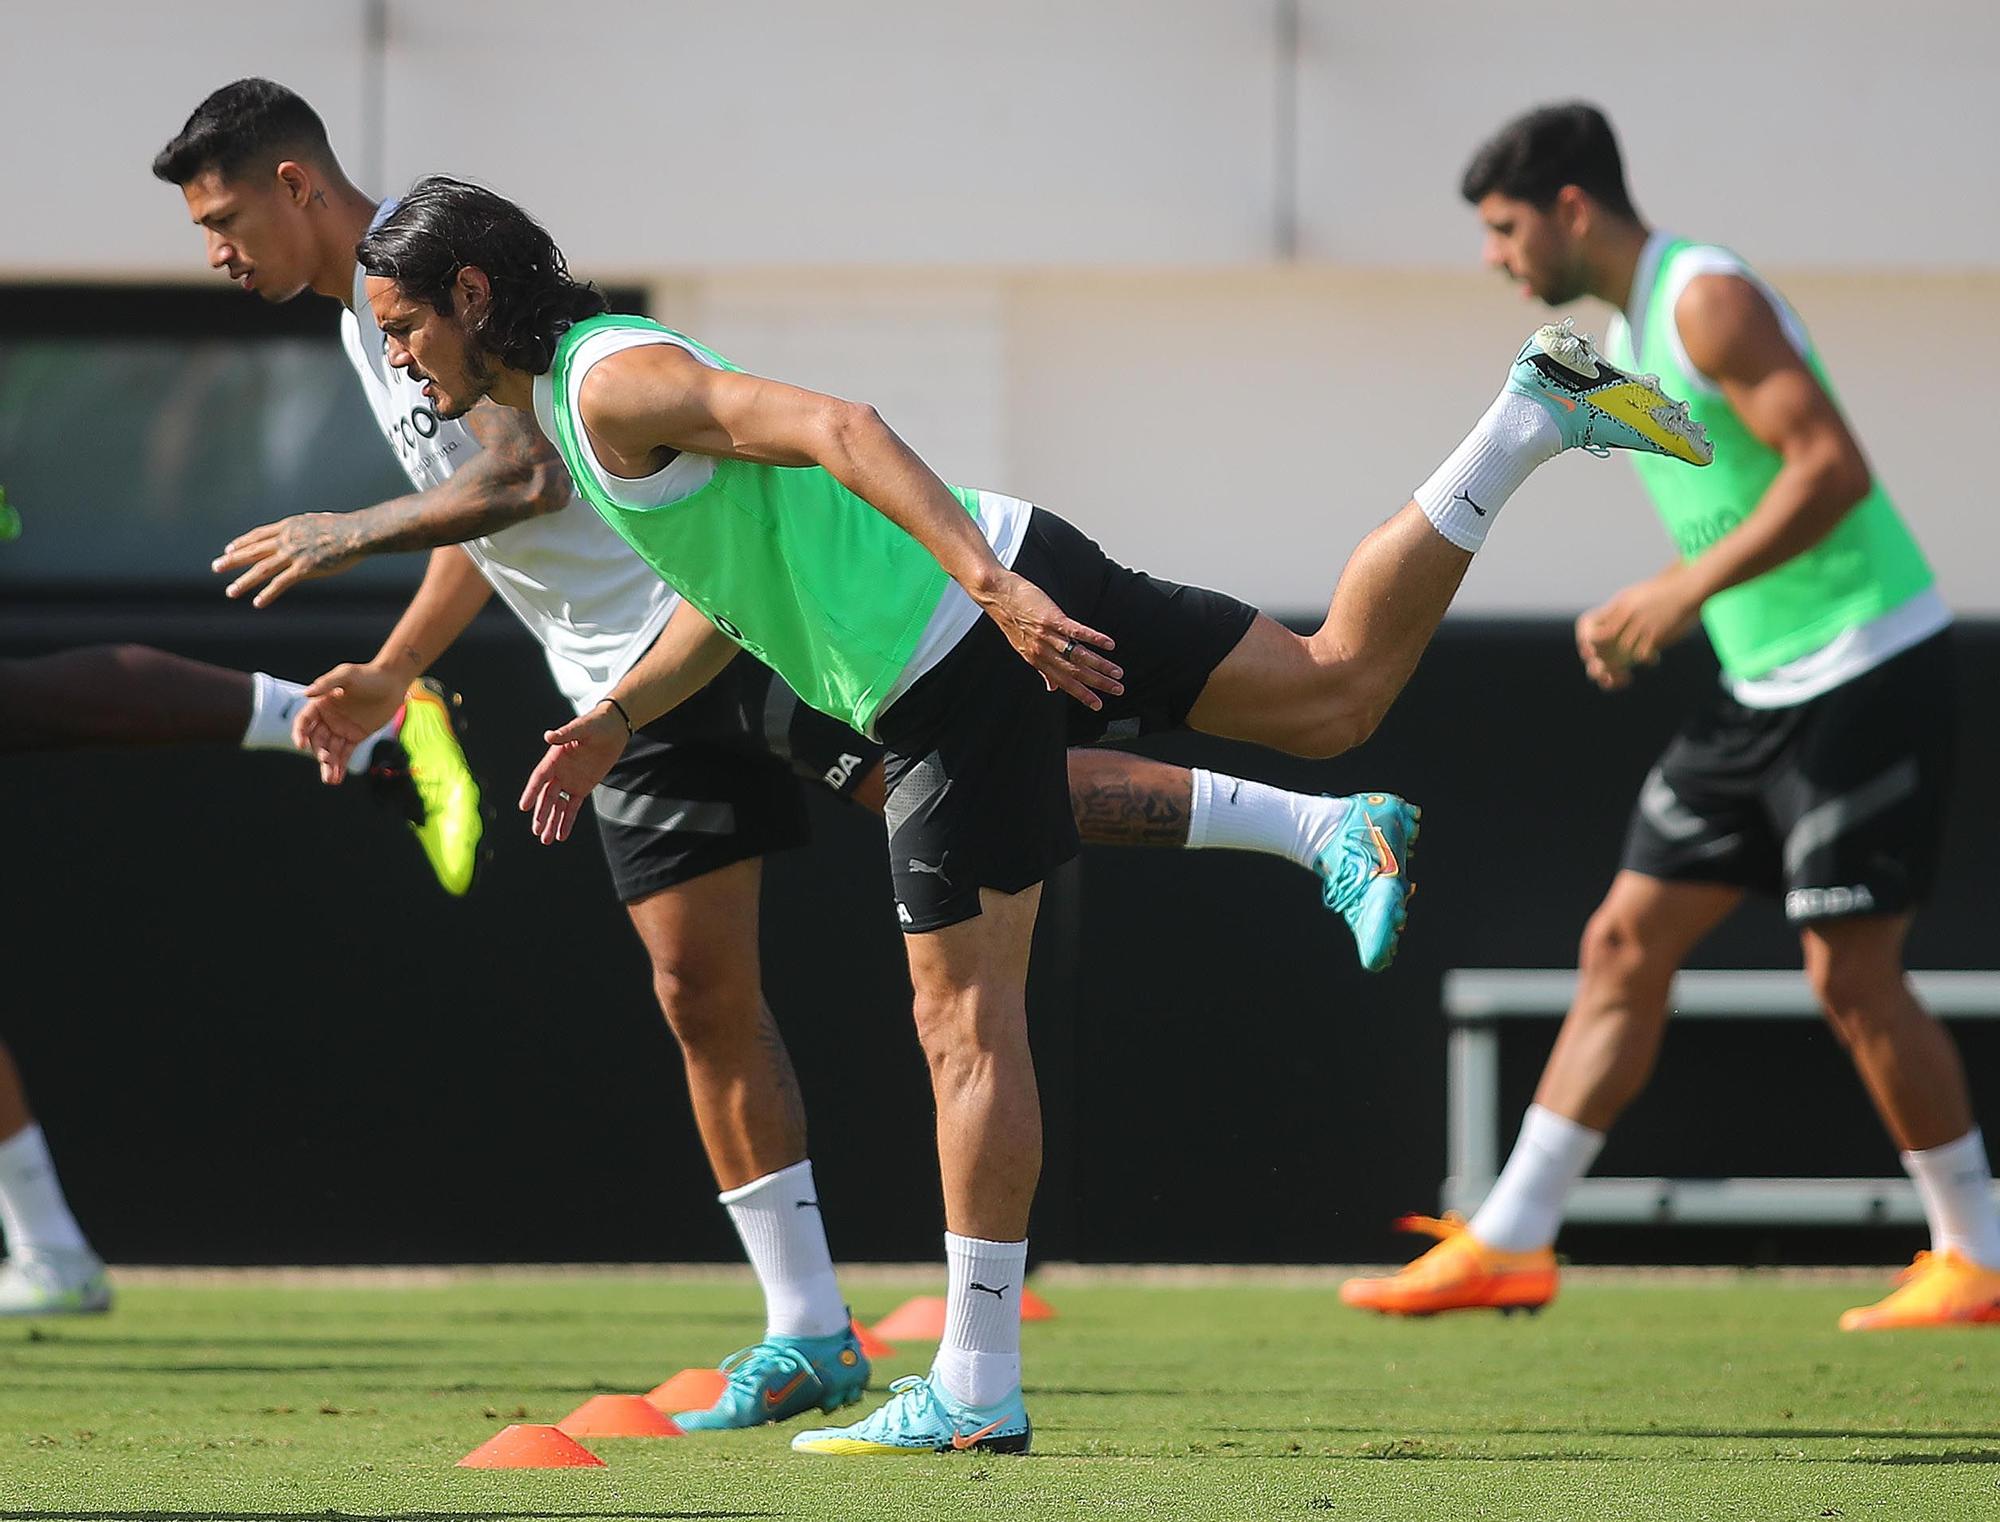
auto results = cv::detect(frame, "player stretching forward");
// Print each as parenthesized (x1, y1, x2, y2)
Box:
(158, 80, 1423, 1432)
(354, 175, 1706, 1453)
(0, 641, 478, 1313)
(1343, 104, 1998, 1331)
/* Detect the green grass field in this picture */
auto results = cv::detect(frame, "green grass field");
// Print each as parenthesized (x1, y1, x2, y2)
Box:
(1, 1268, 1996, 1521)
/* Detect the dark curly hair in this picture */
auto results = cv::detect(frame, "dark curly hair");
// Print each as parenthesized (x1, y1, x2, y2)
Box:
(1461, 102, 1638, 221)
(357, 177, 607, 375)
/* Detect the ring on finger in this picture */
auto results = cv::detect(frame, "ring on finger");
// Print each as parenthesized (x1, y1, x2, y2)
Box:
(557, 790, 574, 802)
(1059, 638, 1077, 660)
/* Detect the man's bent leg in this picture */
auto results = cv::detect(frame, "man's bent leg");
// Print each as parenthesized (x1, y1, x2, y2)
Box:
(1188, 325, 1708, 758)
(1186, 508, 1475, 759)
(1341, 872, 1738, 1316)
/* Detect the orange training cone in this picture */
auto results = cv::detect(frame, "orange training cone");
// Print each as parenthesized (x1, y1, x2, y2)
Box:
(870, 1295, 948, 1341)
(850, 1316, 896, 1360)
(457, 1423, 606, 1469)
(558, 1394, 686, 1438)
(1019, 1287, 1057, 1321)
(645, 1366, 729, 1413)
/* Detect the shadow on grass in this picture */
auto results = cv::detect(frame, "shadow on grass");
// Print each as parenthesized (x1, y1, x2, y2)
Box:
(0, 1512, 773, 1521)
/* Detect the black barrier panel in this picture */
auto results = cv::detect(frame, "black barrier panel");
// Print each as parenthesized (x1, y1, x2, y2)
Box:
(1, 607, 1996, 1266)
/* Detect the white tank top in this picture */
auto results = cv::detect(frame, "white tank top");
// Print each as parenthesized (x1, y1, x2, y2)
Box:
(340, 222, 676, 713)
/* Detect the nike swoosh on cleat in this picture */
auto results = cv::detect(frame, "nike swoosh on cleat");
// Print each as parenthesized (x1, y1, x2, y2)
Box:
(1545, 392, 1577, 412)
(764, 1371, 811, 1408)
(1365, 820, 1400, 878)
(950, 1417, 1008, 1451)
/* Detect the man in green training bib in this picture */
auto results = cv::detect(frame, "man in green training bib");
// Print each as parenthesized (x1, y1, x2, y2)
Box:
(354, 175, 1709, 1455)
(1345, 103, 1998, 1333)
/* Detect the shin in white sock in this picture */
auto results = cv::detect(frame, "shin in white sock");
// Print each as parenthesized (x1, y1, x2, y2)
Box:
(932, 1231, 1027, 1409)
(1468, 1104, 1604, 1254)
(720, 1159, 848, 1339)
(0, 1124, 91, 1259)
(1902, 1128, 2000, 1270)
(1413, 389, 1563, 551)
(1186, 770, 1349, 871)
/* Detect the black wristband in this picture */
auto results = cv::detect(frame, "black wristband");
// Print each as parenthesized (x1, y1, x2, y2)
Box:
(602, 696, 634, 734)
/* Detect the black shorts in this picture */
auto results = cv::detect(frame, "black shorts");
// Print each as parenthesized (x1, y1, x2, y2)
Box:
(1620, 630, 1955, 923)
(593, 652, 882, 904)
(876, 507, 1258, 932)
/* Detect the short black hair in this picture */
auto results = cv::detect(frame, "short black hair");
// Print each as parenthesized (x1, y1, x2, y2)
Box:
(358, 176, 607, 376)
(152, 78, 334, 187)
(1460, 102, 1638, 220)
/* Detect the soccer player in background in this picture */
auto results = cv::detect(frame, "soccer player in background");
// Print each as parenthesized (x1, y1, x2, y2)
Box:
(1342, 103, 2000, 1331)
(351, 174, 1707, 1453)
(156, 80, 1426, 1432)
(0, 642, 479, 1313)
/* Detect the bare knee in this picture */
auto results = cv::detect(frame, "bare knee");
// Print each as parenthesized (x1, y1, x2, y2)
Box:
(1576, 905, 1672, 999)
(1271, 689, 1391, 760)
(910, 978, 1026, 1090)
(1805, 939, 1907, 1045)
(649, 951, 760, 1053)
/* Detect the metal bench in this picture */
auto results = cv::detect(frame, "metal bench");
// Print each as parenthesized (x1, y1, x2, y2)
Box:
(1442, 969, 2000, 1225)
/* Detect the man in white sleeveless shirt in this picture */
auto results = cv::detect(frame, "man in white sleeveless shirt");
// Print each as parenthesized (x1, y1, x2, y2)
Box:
(156, 79, 1406, 1433)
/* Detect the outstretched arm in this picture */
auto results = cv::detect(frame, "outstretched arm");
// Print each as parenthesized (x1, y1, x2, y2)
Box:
(577, 347, 1123, 707)
(213, 401, 572, 607)
(519, 599, 742, 844)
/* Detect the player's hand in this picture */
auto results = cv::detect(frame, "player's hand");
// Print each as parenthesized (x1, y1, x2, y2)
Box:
(213, 513, 364, 608)
(1576, 568, 1702, 691)
(520, 705, 628, 845)
(297, 662, 407, 783)
(979, 570, 1122, 710)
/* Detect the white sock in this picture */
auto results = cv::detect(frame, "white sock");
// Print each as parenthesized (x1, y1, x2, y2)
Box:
(0, 1124, 90, 1259)
(1412, 388, 1563, 551)
(719, 1160, 848, 1339)
(1187, 771, 1350, 871)
(1468, 1104, 1604, 1253)
(242, 672, 397, 777)
(1902, 1129, 2000, 1270)
(932, 1231, 1027, 1409)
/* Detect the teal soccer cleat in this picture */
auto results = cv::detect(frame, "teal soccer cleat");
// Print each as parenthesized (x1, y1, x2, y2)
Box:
(673, 1327, 871, 1431)
(1507, 318, 1713, 465)
(790, 1374, 1031, 1456)
(1315, 792, 1420, 973)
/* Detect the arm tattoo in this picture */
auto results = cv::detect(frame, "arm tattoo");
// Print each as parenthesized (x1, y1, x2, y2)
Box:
(1070, 774, 1189, 847)
(310, 402, 572, 561)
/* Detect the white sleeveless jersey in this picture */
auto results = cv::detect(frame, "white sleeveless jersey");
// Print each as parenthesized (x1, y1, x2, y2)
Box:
(339, 247, 676, 713)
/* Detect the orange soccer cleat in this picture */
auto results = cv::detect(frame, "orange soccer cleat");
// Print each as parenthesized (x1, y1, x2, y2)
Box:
(1339, 1213, 1558, 1317)
(1839, 1250, 2000, 1332)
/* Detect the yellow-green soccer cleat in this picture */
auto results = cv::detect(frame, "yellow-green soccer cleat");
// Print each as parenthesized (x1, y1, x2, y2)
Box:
(369, 678, 483, 896)
(1508, 318, 1714, 466)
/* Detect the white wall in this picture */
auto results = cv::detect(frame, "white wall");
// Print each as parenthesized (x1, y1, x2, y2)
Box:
(679, 268, 2000, 617)
(4, 2, 1996, 611)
